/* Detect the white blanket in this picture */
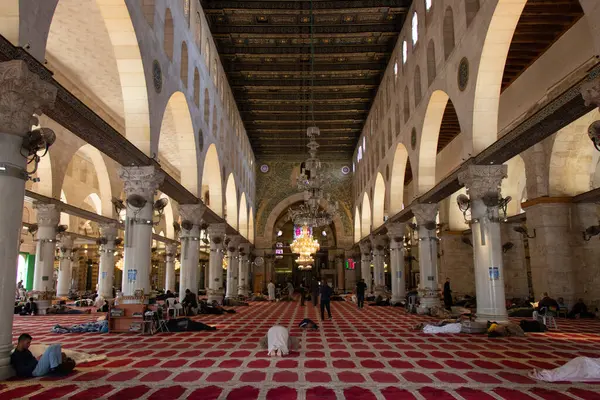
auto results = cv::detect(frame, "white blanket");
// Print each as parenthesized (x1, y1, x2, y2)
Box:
(530, 357, 600, 382)
(29, 344, 106, 364)
(267, 325, 289, 355)
(422, 323, 462, 334)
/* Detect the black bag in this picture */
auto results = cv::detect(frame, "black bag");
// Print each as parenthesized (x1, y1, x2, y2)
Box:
(519, 319, 547, 332)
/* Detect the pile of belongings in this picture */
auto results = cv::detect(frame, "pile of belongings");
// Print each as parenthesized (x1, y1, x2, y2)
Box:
(74, 299, 94, 307)
(416, 318, 463, 334)
(519, 319, 547, 332)
(166, 318, 216, 332)
(429, 305, 452, 319)
(487, 321, 525, 337)
(51, 320, 108, 334)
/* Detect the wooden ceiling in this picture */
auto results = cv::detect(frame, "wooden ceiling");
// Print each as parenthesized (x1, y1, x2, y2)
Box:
(201, 0, 412, 160)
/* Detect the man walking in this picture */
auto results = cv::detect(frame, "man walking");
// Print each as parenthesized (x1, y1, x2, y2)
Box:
(443, 278, 453, 310)
(310, 276, 320, 307)
(299, 279, 306, 306)
(356, 278, 367, 309)
(320, 279, 333, 320)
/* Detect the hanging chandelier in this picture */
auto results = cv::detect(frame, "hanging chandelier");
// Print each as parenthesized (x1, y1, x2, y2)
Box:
(290, 225, 320, 256)
(295, 253, 314, 270)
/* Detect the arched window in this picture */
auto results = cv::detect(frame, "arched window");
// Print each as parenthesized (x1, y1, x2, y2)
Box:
(402, 40, 408, 64)
(427, 40, 436, 86)
(394, 61, 398, 86)
(204, 88, 210, 125)
(425, 0, 433, 11)
(180, 41, 189, 87)
(164, 8, 174, 61)
(414, 66, 422, 105)
(363, 136, 366, 152)
(183, 0, 191, 26)
(195, 12, 202, 49)
(194, 68, 200, 107)
(411, 12, 419, 45)
(443, 7, 455, 60)
(403, 87, 410, 123)
(465, 0, 480, 27)
(142, 0, 155, 28)
(387, 119, 392, 148)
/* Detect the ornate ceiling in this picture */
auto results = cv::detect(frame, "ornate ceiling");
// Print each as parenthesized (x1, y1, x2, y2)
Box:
(201, 0, 412, 160)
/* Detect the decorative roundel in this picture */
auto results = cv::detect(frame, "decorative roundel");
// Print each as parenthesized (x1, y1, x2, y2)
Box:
(260, 164, 269, 173)
(458, 57, 469, 91)
(341, 165, 350, 175)
(411, 128, 417, 150)
(152, 60, 162, 93)
(254, 256, 264, 266)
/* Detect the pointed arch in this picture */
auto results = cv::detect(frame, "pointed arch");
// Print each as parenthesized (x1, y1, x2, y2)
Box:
(159, 193, 175, 239)
(248, 208, 255, 244)
(501, 155, 527, 216)
(60, 190, 70, 228)
(142, 0, 155, 28)
(372, 173, 386, 229)
(202, 144, 223, 217)
(193, 68, 200, 107)
(84, 193, 102, 215)
(164, 8, 174, 61)
(225, 174, 238, 229)
(443, 7, 455, 60)
(239, 193, 248, 239)
(361, 193, 372, 239)
(354, 207, 361, 244)
(414, 65, 422, 105)
(390, 144, 409, 215)
(465, 0, 480, 27)
(32, 150, 53, 197)
(427, 40, 436, 86)
(180, 41, 189, 87)
(158, 91, 198, 196)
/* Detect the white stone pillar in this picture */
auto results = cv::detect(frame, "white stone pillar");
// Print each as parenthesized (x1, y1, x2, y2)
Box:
(359, 241, 372, 295)
(226, 235, 241, 299)
(32, 203, 60, 294)
(178, 204, 205, 301)
(119, 166, 164, 296)
(0, 60, 57, 380)
(459, 165, 509, 323)
(56, 234, 74, 297)
(165, 243, 177, 293)
(70, 249, 79, 292)
(370, 235, 387, 296)
(387, 222, 407, 304)
(98, 223, 118, 299)
(207, 223, 227, 303)
(238, 243, 251, 297)
(413, 204, 441, 313)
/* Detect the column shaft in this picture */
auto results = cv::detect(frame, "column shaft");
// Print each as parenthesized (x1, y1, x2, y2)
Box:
(165, 244, 177, 293)
(56, 235, 74, 297)
(207, 223, 226, 303)
(388, 223, 406, 304)
(413, 204, 441, 313)
(179, 231, 200, 301)
(359, 241, 372, 295)
(335, 257, 344, 292)
(32, 204, 60, 294)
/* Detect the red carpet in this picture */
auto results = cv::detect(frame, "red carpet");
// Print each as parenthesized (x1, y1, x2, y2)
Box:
(2, 300, 600, 399)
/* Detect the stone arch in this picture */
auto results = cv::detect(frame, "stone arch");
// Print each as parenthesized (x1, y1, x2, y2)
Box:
(201, 144, 223, 216)
(225, 173, 238, 229)
(418, 90, 451, 194)
(501, 155, 526, 216)
(142, 0, 155, 28)
(427, 40, 436, 86)
(180, 41, 189, 87)
(60, 190, 70, 228)
(390, 144, 409, 215)
(158, 91, 198, 196)
(354, 207, 361, 244)
(472, 0, 527, 154)
(84, 193, 102, 215)
(549, 110, 600, 196)
(164, 8, 174, 61)
(465, 0, 480, 27)
(372, 173, 386, 229)
(403, 86, 410, 122)
(158, 193, 174, 239)
(414, 65, 422, 105)
(248, 208, 254, 244)
(443, 7, 455, 60)
(193, 68, 200, 107)
(361, 193, 372, 239)
(239, 193, 248, 239)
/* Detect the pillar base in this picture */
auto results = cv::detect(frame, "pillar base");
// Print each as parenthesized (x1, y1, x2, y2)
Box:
(417, 290, 441, 314)
(475, 311, 508, 324)
(207, 290, 224, 304)
(36, 300, 52, 315)
(0, 363, 15, 381)
(390, 295, 404, 305)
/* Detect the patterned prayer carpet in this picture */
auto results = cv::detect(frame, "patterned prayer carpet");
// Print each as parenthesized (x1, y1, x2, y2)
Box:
(2, 300, 600, 399)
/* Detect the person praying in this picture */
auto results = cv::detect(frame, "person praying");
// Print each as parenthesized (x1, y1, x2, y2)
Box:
(259, 325, 300, 357)
(268, 280, 276, 301)
(286, 281, 294, 298)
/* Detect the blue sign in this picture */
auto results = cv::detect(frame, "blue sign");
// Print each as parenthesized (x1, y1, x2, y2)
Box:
(489, 267, 499, 280)
(396, 271, 402, 279)
(101, 272, 107, 280)
(127, 269, 137, 282)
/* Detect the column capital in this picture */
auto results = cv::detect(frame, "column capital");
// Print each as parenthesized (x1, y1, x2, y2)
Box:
(0, 60, 57, 135)
(34, 203, 60, 227)
(458, 165, 507, 199)
(387, 222, 406, 249)
(358, 240, 371, 256)
(99, 222, 119, 240)
(370, 234, 388, 252)
(412, 203, 438, 225)
(581, 75, 600, 109)
(119, 166, 164, 200)
(179, 203, 206, 225)
(58, 234, 74, 250)
(226, 235, 242, 253)
(165, 243, 177, 256)
(239, 243, 251, 256)
(208, 223, 227, 244)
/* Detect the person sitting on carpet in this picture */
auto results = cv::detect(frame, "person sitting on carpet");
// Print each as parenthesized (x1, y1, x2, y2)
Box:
(11, 333, 72, 378)
(181, 289, 198, 316)
(259, 325, 300, 357)
(20, 298, 38, 316)
(568, 298, 596, 319)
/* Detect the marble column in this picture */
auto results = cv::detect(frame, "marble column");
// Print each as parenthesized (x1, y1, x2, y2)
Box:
(70, 249, 79, 292)
(207, 223, 227, 303)
(56, 234, 74, 297)
(226, 235, 241, 299)
(98, 223, 118, 299)
(204, 262, 210, 290)
(370, 235, 387, 296)
(265, 254, 274, 285)
(387, 222, 407, 304)
(0, 60, 57, 380)
(238, 243, 251, 297)
(119, 166, 164, 297)
(459, 165, 509, 323)
(413, 203, 441, 313)
(335, 255, 345, 292)
(359, 241, 372, 295)
(178, 204, 205, 301)
(164, 243, 177, 293)
(32, 203, 60, 294)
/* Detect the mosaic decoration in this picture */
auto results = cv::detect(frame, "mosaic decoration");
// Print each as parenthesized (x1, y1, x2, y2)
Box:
(260, 164, 269, 173)
(458, 57, 469, 91)
(152, 60, 162, 93)
(341, 165, 350, 175)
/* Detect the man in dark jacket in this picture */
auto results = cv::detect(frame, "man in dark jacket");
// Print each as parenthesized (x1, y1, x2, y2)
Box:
(443, 278, 453, 310)
(181, 289, 198, 316)
(11, 333, 66, 377)
(310, 277, 320, 307)
(319, 280, 333, 320)
(355, 279, 367, 309)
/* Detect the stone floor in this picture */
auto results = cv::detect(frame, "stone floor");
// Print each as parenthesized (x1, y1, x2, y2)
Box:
(2, 300, 600, 399)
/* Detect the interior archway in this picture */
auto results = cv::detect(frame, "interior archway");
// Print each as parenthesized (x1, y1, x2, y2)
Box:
(248, 208, 254, 244)
(390, 144, 409, 215)
(201, 144, 223, 217)
(158, 91, 199, 196)
(239, 193, 248, 239)
(372, 173, 386, 229)
(159, 193, 175, 239)
(354, 207, 361, 243)
(418, 90, 449, 194)
(501, 155, 527, 216)
(225, 173, 238, 229)
(361, 193, 372, 239)
(84, 193, 102, 215)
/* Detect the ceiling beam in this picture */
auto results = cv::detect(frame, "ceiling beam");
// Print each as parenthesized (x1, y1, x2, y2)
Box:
(201, 0, 411, 10)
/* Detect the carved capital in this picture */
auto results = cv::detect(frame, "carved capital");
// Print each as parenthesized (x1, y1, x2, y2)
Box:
(58, 234, 73, 250)
(99, 222, 119, 241)
(179, 203, 206, 225)
(165, 243, 177, 259)
(458, 165, 507, 200)
(581, 75, 600, 109)
(119, 166, 164, 201)
(239, 243, 251, 257)
(387, 222, 406, 248)
(34, 203, 60, 227)
(412, 203, 438, 225)
(227, 235, 242, 253)
(0, 60, 57, 135)
(358, 240, 371, 256)
(208, 223, 227, 246)
(370, 234, 388, 253)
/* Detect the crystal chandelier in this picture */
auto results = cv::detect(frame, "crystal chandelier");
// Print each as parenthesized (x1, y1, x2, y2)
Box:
(295, 253, 314, 270)
(290, 225, 320, 255)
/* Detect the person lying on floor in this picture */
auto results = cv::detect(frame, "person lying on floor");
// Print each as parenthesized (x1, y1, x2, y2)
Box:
(298, 318, 319, 331)
(259, 325, 300, 357)
(199, 300, 236, 314)
(46, 304, 91, 315)
(11, 333, 74, 378)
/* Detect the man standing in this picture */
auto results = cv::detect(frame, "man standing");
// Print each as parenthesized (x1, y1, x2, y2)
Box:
(299, 279, 306, 306)
(267, 280, 276, 301)
(443, 278, 453, 310)
(320, 279, 333, 320)
(356, 278, 367, 309)
(310, 277, 320, 307)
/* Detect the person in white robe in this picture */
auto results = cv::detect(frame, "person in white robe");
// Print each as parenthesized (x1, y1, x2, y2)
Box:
(259, 325, 300, 357)
(267, 280, 276, 301)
